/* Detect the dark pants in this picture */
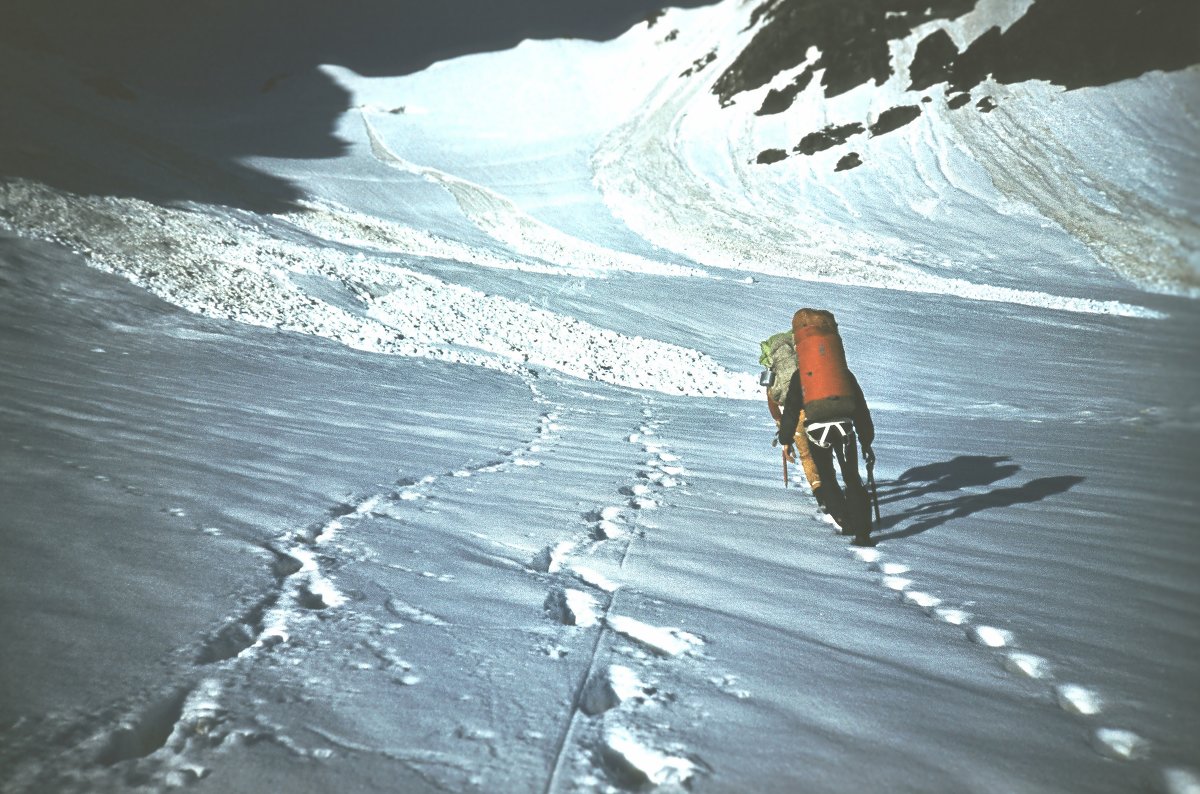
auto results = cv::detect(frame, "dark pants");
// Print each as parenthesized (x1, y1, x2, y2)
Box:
(811, 426, 871, 537)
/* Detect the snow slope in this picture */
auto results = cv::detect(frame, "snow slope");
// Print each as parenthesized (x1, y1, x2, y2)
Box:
(1, 0, 1198, 792)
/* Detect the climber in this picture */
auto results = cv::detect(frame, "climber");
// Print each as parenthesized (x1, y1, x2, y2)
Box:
(760, 309, 877, 546)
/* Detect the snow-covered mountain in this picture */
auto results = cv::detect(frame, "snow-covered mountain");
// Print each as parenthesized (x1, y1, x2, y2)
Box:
(1, 1, 1198, 792)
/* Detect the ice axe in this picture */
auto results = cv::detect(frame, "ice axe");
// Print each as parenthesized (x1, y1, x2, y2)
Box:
(772, 431, 792, 489)
(863, 444, 881, 525)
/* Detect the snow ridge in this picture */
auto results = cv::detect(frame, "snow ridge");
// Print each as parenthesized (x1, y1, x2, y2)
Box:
(0, 178, 756, 399)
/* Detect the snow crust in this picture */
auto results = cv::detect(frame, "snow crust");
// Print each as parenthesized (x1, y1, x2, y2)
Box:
(0, 179, 754, 399)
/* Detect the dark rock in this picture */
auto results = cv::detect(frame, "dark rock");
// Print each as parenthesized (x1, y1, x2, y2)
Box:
(756, 64, 814, 115)
(756, 148, 789, 164)
(869, 104, 922, 136)
(835, 152, 863, 171)
(949, 25, 1003, 92)
(909, 28, 959, 90)
(793, 121, 865, 155)
(713, 0, 977, 104)
(716, 0, 1200, 108)
(680, 49, 718, 77)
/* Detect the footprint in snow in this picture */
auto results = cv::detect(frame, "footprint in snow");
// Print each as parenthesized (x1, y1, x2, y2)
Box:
(587, 506, 627, 539)
(593, 518, 626, 540)
(646, 460, 686, 477)
(601, 726, 697, 788)
(530, 541, 575, 573)
(587, 506, 624, 523)
(1163, 767, 1200, 794)
(868, 560, 910, 575)
(900, 591, 942, 613)
(966, 625, 1014, 648)
(581, 664, 653, 715)
(607, 615, 703, 657)
(934, 607, 972, 625)
(1004, 651, 1051, 679)
(1092, 727, 1150, 760)
(571, 566, 620, 593)
(1055, 683, 1102, 715)
(544, 587, 601, 628)
(851, 547, 882, 564)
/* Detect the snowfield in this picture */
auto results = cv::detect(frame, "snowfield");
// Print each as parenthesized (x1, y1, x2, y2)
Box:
(1, 1, 1198, 792)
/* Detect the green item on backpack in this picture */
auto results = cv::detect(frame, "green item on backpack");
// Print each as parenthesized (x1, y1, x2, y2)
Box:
(759, 331, 792, 368)
(759, 331, 797, 405)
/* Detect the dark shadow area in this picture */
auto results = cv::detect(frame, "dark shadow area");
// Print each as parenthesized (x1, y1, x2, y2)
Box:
(717, 0, 1200, 107)
(872, 455, 1084, 541)
(0, 0, 721, 212)
(877, 455, 1021, 505)
(946, 0, 1200, 93)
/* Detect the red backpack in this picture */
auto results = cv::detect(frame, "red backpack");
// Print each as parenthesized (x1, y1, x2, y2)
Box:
(792, 309, 858, 424)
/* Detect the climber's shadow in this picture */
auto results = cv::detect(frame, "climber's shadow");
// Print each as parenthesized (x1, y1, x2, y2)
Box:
(873, 455, 1083, 541)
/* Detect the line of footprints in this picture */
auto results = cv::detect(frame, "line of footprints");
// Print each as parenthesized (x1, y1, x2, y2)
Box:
(846, 541, 1200, 793)
(536, 405, 706, 790)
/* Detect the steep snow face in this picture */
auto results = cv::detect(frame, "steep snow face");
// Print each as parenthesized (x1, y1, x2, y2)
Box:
(594, 0, 1200, 307)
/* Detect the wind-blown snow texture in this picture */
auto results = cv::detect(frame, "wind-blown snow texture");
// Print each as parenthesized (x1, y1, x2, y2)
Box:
(1, 1, 1198, 792)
